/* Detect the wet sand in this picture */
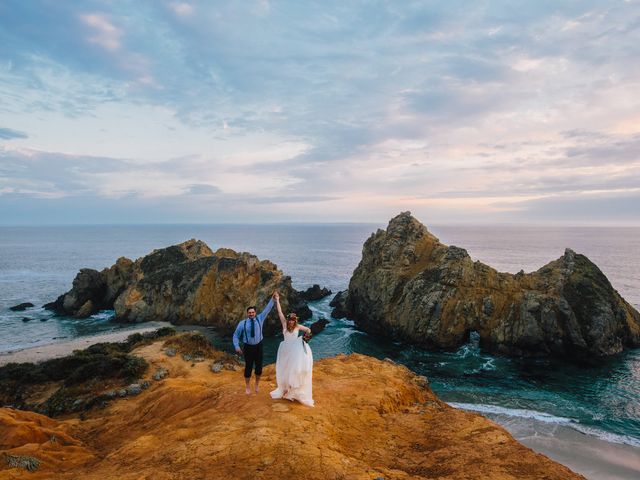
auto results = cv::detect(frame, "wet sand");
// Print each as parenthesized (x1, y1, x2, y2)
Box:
(495, 414, 640, 480)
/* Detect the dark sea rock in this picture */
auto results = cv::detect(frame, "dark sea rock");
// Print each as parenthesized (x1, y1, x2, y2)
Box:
(300, 284, 332, 301)
(329, 291, 349, 319)
(334, 212, 640, 359)
(309, 317, 329, 335)
(9, 302, 34, 311)
(21, 317, 31, 322)
(46, 240, 312, 333)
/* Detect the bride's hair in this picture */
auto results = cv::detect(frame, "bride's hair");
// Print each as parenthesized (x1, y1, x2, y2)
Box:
(286, 313, 298, 332)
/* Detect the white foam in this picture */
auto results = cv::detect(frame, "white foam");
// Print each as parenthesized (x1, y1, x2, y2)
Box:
(570, 424, 640, 448)
(448, 402, 574, 424)
(448, 402, 640, 447)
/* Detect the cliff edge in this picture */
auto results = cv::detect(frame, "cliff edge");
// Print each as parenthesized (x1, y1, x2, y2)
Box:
(0, 337, 583, 479)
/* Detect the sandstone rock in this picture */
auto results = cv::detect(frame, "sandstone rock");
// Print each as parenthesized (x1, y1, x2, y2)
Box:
(47, 239, 312, 334)
(9, 302, 34, 311)
(0, 342, 584, 479)
(334, 212, 640, 359)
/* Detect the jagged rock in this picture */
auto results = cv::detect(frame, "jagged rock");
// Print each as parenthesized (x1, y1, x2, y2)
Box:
(210, 363, 223, 373)
(335, 212, 640, 359)
(47, 239, 312, 333)
(44, 268, 105, 317)
(125, 384, 142, 396)
(153, 368, 169, 381)
(329, 291, 349, 319)
(309, 318, 329, 335)
(300, 284, 332, 301)
(9, 302, 34, 311)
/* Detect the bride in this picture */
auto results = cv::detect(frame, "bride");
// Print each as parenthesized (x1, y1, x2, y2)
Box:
(270, 291, 314, 407)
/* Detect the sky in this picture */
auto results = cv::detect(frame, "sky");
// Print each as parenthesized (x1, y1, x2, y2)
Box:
(1, 0, 639, 225)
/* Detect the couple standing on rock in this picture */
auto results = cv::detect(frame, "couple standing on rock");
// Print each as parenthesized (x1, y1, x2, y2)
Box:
(232, 291, 314, 407)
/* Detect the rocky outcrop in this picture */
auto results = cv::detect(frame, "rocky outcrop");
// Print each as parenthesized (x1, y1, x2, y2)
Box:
(46, 240, 312, 331)
(309, 317, 329, 335)
(333, 212, 640, 359)
(0, 338, 584, 480)
(300, 284, 332, 301)
(9, 302, 34, 312)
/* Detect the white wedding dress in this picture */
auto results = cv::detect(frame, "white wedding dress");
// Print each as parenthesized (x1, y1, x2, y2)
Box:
(270, 327, 314, 407)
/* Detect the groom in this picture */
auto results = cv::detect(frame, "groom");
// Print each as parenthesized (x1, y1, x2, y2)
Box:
(232, 292, 275, 394)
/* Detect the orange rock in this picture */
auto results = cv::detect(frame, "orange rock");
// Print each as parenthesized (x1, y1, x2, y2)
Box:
(0, 340, 584, 480)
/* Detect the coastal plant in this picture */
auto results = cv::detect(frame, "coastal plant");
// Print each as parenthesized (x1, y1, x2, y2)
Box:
(0, 327, 175, 416)
(3, 453, 40, 472)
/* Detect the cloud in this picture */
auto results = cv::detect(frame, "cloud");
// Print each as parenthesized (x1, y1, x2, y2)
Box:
(1, 1, 640, 224)
(0, 127, 28, 140)
(169, 3, 194, 17)
(188, 184, 220, 195)
(79, 13, 123, 51)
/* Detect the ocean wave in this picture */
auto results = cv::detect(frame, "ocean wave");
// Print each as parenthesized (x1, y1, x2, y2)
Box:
(448, 402, 574, 424)
(448, 402, 640, 447)
(569, 424, 640, 448)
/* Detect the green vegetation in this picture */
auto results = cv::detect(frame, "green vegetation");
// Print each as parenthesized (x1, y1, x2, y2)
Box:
(0, 327, 176, 416)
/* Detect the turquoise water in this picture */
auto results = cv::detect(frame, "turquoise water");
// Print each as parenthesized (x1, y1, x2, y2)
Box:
(1, 224, 639, 448)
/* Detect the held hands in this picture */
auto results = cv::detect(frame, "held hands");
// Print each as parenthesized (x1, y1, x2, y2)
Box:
(273, 290, 280, 301)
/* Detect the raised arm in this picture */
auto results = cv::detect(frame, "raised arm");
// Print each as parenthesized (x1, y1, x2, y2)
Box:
(274, 291, 286, 330)
(257, 296, 274, 324)
(298, 324, 311, 334)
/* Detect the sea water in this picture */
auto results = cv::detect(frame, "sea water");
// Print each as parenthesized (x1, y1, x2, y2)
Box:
(1, 223, 639, 451)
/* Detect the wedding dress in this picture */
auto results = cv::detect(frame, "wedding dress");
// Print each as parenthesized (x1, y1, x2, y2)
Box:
(270, 326, 314, 406)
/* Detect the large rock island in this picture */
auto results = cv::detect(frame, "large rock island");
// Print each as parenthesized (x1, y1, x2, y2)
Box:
(0, 334, 583, 479)
(332, 212, 640, 359)
(45, 240, 311, 333)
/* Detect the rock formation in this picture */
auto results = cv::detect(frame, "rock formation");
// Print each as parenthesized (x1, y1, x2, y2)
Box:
(300, 284, 332, 301)
(333, 212, 640, 359)
(9, 303, 34, 312)
(0, 335, 583, 479)
(45, 240, 311, 333)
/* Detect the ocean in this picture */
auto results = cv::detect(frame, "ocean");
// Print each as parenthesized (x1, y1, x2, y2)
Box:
(1, 223, 639, 460)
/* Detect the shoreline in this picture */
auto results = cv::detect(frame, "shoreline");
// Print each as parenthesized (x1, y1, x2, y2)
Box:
(453, 408, 640, 480)
(0, 323, 172, 365)
(505, 416, 640, 480)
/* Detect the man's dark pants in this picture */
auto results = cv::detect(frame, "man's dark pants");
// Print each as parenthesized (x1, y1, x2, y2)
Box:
(243, 342, 263, 378)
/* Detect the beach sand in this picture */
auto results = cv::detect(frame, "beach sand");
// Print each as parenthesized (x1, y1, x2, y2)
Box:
(0, 324, 172, 366)
(495, 414, 640, 480)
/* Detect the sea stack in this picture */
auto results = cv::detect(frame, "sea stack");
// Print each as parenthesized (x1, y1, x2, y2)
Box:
(46, 240, 311, 333)
(332, 212, 640, 359)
